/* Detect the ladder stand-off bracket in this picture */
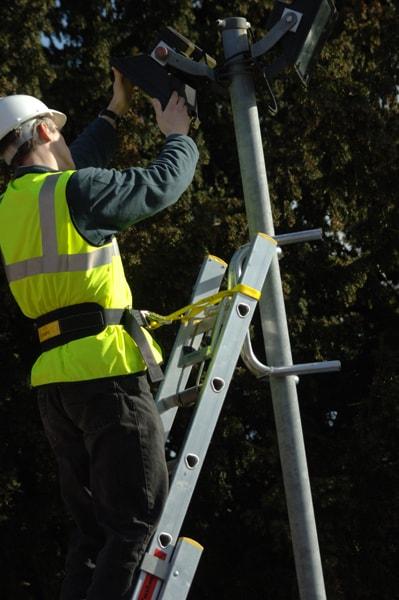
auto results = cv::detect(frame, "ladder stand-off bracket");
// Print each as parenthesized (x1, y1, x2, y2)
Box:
(230, 228, 341, 381)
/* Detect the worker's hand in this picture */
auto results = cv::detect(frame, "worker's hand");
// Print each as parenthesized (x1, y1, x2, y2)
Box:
(151, 92, 191, 137)
(107, 67, 134, 117)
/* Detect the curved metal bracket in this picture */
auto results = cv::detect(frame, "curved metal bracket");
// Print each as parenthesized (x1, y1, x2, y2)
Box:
(251, 11, 299, 59)
(241, 333, 341, 379)
(227, 236, 341, 380)
(159, 48, 216, 82)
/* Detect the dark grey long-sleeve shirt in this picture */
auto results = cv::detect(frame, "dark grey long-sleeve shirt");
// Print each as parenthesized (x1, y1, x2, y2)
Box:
(14, 117, 199, 245)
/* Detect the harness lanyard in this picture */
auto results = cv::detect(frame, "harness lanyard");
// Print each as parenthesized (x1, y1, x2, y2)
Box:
(143, 283, 262, 330)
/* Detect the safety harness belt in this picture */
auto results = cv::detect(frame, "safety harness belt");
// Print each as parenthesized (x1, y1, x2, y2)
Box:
(34, 303, 164, 384)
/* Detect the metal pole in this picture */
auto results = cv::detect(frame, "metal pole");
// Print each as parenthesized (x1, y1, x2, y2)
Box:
(219, 17, 327, 600)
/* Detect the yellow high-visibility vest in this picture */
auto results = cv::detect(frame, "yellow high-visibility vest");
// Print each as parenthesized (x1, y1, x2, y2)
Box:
(0, 170, 162, 386)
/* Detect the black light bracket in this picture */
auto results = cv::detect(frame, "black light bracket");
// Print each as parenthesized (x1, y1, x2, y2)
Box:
(251, 10, 300, 59)
(154, 49, 216, 85)
(112, 27, 224, 127)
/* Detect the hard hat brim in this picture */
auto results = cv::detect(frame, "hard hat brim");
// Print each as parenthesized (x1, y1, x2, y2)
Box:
(48, 110, 67, 131)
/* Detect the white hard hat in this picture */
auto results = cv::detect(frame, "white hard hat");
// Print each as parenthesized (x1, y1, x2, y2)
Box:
(0, 94, 67, 164)
(0, 94, 67, 141)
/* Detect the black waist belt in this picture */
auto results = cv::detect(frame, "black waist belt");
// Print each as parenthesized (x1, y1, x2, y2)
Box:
(34, 303, 164, 384)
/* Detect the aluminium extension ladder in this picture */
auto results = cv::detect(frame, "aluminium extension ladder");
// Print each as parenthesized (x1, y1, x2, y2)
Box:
(131, 232, 277, 600)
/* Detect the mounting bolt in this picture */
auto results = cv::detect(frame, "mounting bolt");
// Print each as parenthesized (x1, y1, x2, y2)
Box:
(155, 46, 169, 61)
(282, 8, 301, 32)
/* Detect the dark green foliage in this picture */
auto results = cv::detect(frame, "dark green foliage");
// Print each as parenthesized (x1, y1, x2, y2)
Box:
(0, 1, 398, 598)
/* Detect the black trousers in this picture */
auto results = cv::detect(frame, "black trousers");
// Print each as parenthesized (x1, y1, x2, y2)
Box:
(37, 373, 168, 600)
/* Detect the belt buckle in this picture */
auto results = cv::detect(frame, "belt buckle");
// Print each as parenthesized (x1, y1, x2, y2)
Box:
(38, 320, 61, 343)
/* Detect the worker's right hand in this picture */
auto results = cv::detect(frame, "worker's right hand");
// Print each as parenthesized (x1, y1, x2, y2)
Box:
(107, 67, 134, 117)
(151, 92, 191, 137)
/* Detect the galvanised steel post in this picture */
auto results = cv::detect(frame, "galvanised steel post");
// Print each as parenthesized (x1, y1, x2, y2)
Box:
(219, 17, 327, 600)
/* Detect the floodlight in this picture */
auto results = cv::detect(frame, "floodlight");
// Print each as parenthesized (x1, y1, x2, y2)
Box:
(257, 0, 338, 84)
(111, 27, 218, 122)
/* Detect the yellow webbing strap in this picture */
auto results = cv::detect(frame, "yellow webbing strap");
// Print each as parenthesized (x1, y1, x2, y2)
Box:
(145, 283, 261, 330)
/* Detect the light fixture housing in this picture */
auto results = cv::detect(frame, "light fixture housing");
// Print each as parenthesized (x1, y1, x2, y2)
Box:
(111, 27, 217, 120)
(266, 0, 338, 84)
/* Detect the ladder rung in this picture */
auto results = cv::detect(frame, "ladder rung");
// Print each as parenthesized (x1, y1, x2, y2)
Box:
(190, 314, 217, 334)
(180, 345, 212, 366)
(158, 386, 200, 412)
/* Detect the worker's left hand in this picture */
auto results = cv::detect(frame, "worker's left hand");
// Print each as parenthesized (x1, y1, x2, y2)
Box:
(107, 67, 134, 117)
(151, 91, 191, 136)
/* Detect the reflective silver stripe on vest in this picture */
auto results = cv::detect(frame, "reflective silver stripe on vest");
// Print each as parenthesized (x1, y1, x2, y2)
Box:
(5, 174, 120, 283)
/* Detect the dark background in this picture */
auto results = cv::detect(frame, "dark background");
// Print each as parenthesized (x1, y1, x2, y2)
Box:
(0, 1, 397, 598)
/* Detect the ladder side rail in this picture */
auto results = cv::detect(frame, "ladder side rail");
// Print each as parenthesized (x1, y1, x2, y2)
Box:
(156, 255, 227, 439)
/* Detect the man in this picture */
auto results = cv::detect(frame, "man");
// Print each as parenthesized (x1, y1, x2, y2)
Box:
(0, 69, 198, 599)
